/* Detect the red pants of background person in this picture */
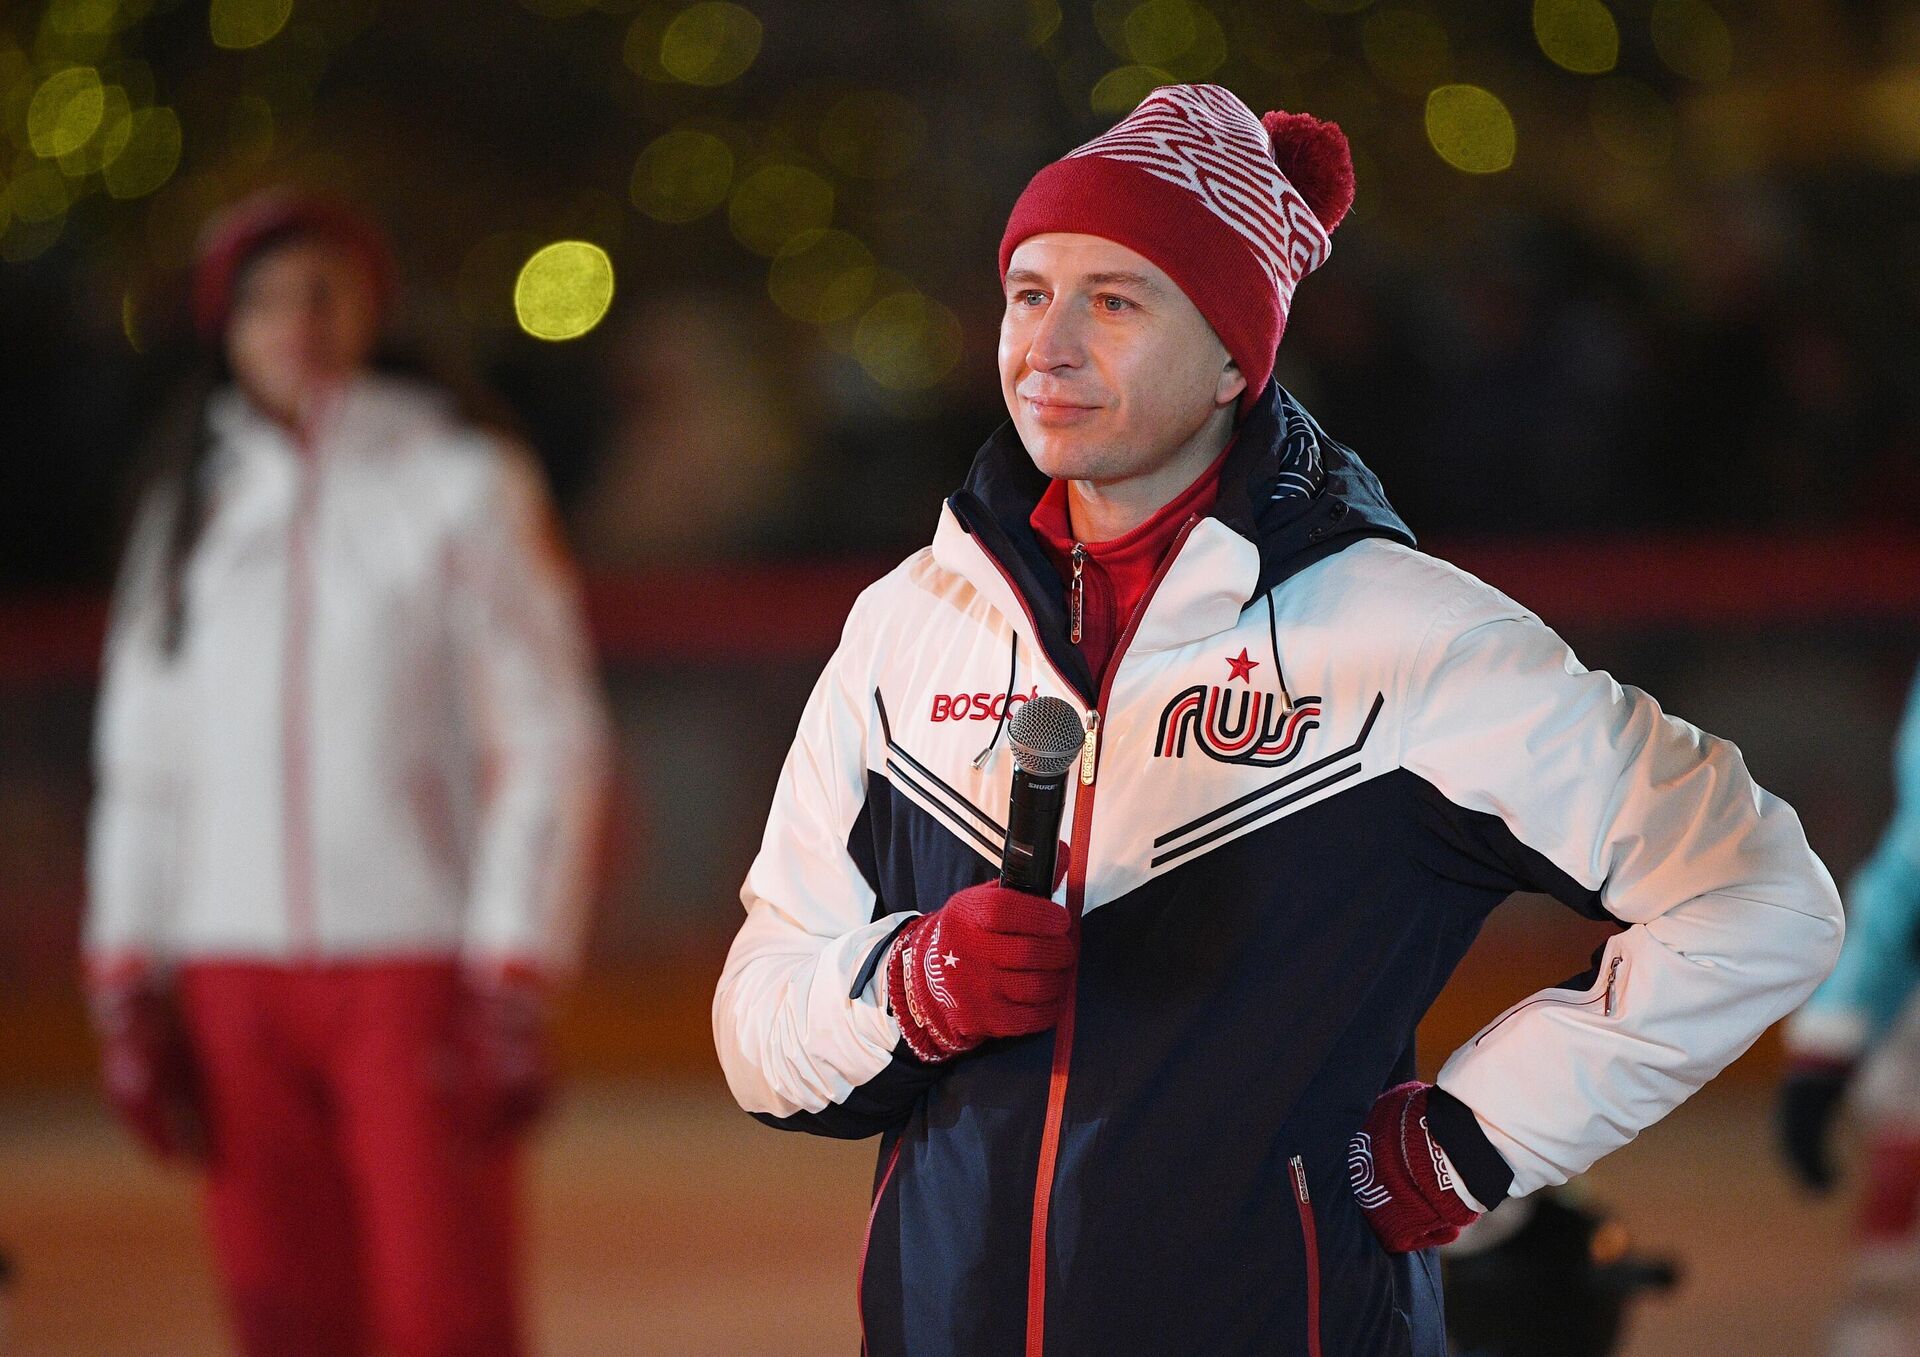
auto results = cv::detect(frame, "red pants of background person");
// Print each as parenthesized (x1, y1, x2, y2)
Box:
(177, 961, 524, 1357)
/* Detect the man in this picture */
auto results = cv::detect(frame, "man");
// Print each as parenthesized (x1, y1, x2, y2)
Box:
(1778, 662, 1920, 1356)
(715, 85, 1843, 1356)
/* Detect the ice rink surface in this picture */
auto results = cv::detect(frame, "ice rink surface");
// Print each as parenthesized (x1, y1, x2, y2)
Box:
(0, 1076, 1850, 1356)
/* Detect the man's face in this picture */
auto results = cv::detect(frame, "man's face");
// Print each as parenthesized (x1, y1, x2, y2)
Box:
(225, 235, 380, 428)
(999, 233, 1245, 484)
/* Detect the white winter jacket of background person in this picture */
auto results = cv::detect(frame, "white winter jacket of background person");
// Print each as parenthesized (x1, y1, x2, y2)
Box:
(85, 376, 611, 975)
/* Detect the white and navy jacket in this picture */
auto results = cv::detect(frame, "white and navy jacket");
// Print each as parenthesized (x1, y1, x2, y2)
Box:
(86, 376, 610, 976)
(714, 384, 1843, 1357)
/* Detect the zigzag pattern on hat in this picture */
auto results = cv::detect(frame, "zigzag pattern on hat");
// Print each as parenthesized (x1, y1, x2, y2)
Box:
(1064, 84, 1331, 306)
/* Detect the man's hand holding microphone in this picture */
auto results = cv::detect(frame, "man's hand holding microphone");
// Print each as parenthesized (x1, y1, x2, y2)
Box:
(886, 695, 1084, 1064)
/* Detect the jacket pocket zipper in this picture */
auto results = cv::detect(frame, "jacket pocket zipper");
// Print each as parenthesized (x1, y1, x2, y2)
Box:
(1474, 954, 1624, 1047)
(1290, 1154, 1324, 1357)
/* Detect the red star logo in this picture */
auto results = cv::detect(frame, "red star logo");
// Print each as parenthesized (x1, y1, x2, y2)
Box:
(1225, 648, 1259, 683)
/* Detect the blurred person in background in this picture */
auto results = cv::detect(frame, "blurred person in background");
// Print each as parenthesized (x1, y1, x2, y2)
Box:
(82, 190, 611, 1357)
(574, 289, 809, 564)
(1779, 661, 1920, 1357)
(714, 85, 1843, 1357)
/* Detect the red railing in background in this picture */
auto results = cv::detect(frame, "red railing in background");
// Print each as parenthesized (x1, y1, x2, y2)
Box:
(4, 533, 1920, 686)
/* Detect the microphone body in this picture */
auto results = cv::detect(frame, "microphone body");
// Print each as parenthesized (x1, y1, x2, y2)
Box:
(1000, 765, 1067, 893)
(999, 695, 1083, 895)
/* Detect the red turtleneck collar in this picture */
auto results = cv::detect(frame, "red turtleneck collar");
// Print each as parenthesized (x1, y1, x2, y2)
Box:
(1031, 441, 1232, 684)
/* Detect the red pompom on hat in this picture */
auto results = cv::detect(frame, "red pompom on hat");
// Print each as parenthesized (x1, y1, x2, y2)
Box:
(1261, 110, 1357, 232)
(1000, 85, 1353, 413)
(191, 188, 397, 342)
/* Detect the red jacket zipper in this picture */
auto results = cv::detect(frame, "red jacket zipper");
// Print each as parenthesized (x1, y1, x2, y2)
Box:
(1021, 514, 1201, 1357)
(857, 1137, 905, 1357)
(1290, 1155, 1324, 1357)
(282, 442, 320, 959)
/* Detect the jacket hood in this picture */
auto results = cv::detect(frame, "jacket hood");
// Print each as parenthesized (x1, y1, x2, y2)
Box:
(947, 379, 1413, 696)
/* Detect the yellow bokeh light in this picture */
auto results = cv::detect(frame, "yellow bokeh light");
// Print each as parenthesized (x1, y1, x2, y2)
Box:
(1651, 0, 1732, 83)
(819, 91, 926, 181)
(211, 0, 292, 49)
(1027, 0, 1064, 46)
(853, 291, 964, 392)
(1590, 77, 1673, 166)
(1425, 84, 1515, 174)
(1533, 0, 1618, 75)
(1361, 6, 1450, 96)
(7, 162, 71, 223)
(1124, 0, 1194, 65)
(630, 128, 733, 222)
(103, 106, 181, 199)
(621, 4, 675, 81)
(1090, 64, 1174, 115)
(58, 82, 131, 175)
(514, 241, 615, 342)
(27, 67, 106, 159)
(768, 228, 876, 325)
(122, 289, 144, 353)
(728, 163, 832, 257)
(659, 2, 762, 87)
(49, 0, 127, 36)
(1121, 0, 1225, 79)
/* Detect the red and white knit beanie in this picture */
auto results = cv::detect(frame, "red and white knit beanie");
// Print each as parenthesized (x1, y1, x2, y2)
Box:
(192, 188, 397, 342)
(999, 84, 1355, 413)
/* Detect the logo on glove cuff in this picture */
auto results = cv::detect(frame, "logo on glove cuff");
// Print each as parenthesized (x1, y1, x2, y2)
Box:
(922, 918, 957, 1008)
(1420, 1115, 1456, 1192)
(1348, 1131, 1391, 1210)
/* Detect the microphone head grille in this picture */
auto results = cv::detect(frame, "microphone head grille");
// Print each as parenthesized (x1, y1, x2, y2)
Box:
(1009, 695, 1084, 777)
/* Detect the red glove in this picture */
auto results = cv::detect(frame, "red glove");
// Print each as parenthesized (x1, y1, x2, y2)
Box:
(87, 968, 206, 1163)
(460, 966, 553, 1142)
(1349, 1082, 1479, 1252)
(885, 883, 1076, 1063)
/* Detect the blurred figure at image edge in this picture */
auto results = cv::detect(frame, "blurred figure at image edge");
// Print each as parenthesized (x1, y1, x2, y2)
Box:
(83, 188, 612, 1357)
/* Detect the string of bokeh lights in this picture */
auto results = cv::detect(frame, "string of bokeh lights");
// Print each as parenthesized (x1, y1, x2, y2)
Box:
(0, 0, 1805, 393)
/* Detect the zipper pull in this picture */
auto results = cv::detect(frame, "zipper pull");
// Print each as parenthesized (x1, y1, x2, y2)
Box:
(1069, 544, 1086, 644)
(1079, 710, 1100, 785)
(1289, 1154, 1310, 1203)
(1603, 955, 1622, 1017)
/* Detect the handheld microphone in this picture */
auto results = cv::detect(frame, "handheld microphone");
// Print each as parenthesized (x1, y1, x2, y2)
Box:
(1000, 696, 1083, 894)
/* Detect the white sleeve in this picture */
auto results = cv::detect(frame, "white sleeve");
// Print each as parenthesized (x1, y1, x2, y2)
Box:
(1406, 592, 1844, 1197)
(85, 491, 188, 967)
(450, 447, 612, 977)
(713, 589, 913, 1123)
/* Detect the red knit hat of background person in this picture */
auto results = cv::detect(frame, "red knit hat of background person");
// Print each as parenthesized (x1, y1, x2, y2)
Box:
(191, 188, 397, 341)
(999, 84, 1355, 414)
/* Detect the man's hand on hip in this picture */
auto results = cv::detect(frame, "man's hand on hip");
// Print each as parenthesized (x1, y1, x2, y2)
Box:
(885, 883, 1076, 1063)
(1349, 1081, 1481, 1252)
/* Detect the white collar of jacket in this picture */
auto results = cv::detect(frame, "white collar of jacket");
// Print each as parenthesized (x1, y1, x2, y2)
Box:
(206, 373, 454, 477)
(932, 505, 1260, 661)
